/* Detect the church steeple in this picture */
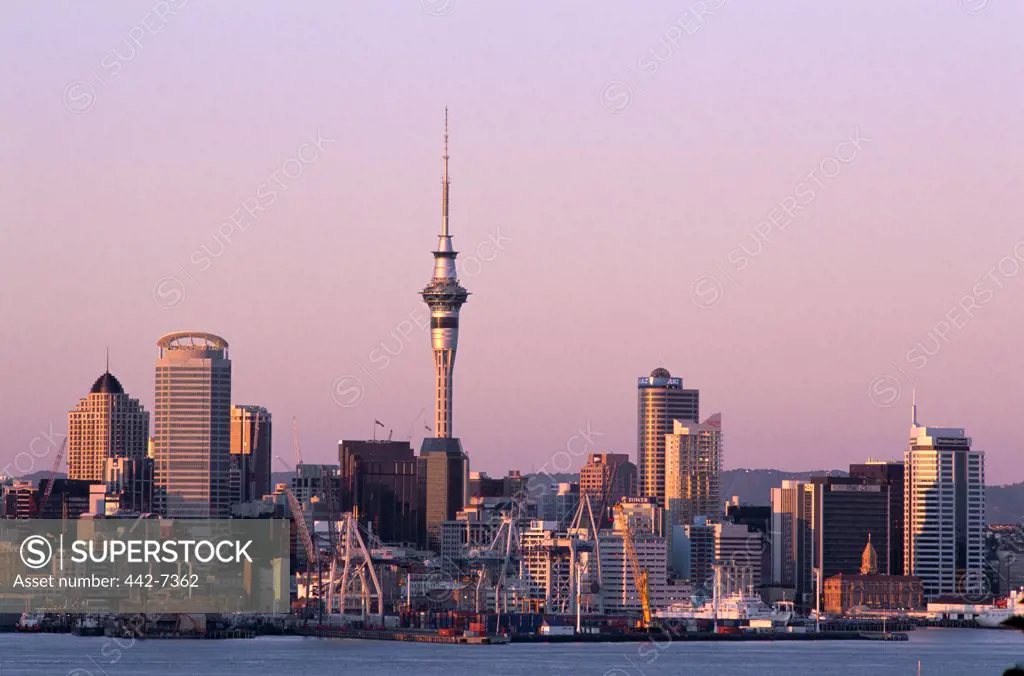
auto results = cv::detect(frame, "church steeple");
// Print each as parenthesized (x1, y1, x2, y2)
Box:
(860, 533, 879, 575)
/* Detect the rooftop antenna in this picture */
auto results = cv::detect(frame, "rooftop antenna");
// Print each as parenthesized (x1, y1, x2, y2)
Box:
(105, 346, 110, 373)
(441, 107, 450, 238)
(911, 388, 919, 427)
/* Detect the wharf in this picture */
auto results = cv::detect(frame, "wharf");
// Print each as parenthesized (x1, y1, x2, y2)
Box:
(297, 626, 510, 644)
(511, 631, 907, 643)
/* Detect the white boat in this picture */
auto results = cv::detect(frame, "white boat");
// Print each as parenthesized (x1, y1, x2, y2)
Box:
(657, 593, 793, 624)
(15, 613, 44, 632)
(977, 588, 1023, 628)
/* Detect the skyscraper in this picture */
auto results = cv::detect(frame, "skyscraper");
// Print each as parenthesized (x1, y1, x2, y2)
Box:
(849, 459, 905, 575)
(808, 475, 890, 585)
(419, 448, 469, 552)
(665, 414, 723, 528)
(770, 480, 814, 605)
(419, 111, 470, 551)
(68, 368, 149, 482)
(153, 332, 232, 518)
(904, 401, 986, 598)
(637, 368, 699, 502)
(339, 439, 419, 546)
(230, 405, 272, 505)
(580, 453, 637, 523)
(770, 475, 890, 610)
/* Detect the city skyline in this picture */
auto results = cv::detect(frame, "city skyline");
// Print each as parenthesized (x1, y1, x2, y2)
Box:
(3, 2, 1023, 483)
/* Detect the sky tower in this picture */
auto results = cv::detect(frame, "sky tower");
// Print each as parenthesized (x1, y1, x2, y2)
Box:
(418, 110, 470, 551)
(421, 108, 469, 439)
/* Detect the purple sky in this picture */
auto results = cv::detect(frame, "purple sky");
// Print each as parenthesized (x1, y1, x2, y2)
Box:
(2, 1, 1022, 483)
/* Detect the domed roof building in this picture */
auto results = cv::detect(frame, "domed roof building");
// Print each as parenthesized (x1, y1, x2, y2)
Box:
(68, 366, 149, 483)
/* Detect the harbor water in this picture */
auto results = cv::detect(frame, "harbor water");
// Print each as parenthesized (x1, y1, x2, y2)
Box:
(1, 628, 1021, 675)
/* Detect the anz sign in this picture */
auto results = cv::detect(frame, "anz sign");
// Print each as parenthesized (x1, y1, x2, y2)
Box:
(638, 377, 682, 387)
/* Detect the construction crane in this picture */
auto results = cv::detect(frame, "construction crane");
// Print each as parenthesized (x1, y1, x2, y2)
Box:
(403, 407, 427, 442)
(615, 504, 652, 630)
(38, 436, 68, 517)
(283, 486, 317, 616)
(291, 417, 303, 469)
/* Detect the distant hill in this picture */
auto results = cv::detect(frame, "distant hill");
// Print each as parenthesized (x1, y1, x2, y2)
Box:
(723, 469, 1024, 524)
(988, 483, 1024, 525)
(13, 470, 67, 485)
(720, 468, 845, 505)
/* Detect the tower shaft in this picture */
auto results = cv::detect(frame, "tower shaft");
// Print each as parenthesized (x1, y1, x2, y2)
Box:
(422, 109, 469, 439)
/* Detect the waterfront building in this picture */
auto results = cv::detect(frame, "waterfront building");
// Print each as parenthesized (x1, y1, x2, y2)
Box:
(153, 332, 232, 517)
(904, 402, 986, 598)
(68, 368, 149, 482)
(599, 517, 669, 614)
(637, 368, 699, 501)
(823, 537, 923, 613)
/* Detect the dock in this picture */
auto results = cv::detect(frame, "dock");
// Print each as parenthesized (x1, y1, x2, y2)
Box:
(297, 626, 510, 644)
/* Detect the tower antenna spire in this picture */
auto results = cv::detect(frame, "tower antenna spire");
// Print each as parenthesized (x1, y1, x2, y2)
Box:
(441, 107, 450, 238)
(912, 388, 918, 427)
(105, 346, 110, 373)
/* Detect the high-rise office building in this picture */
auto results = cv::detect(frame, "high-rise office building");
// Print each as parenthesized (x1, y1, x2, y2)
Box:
(104, 456, 154, 513)
(580, 453, 636, 525)
(904, 402, 985, 598)
(339, 439, 419, 546)
(771, 475, 890, 610)
(291, 463, 342, 521)
(808, 475, 890, 582)
(230, 405, 272, 505)
(36, 478, 93, 519)
(1, 480, 36, 519)
(850, 459, 905, 575)
(665, 414, 723, 528)
(770, 480, 814, 605)
(419, 448, 469, 552)
(637, 367, 699, 502)
(419, 112, 470, 551)
(68, 369, 149, 482)
(153, 332, 232, 518)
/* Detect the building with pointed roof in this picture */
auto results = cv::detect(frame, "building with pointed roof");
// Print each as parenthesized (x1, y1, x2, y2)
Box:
(68, 364, 149, 483)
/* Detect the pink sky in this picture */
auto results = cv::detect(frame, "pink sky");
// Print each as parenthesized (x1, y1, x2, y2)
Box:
(1, 1, 1022, 483)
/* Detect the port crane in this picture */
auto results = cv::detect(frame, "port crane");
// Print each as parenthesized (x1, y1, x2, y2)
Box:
(283, 486, 317, 615)
(36, 435, 68, 516)
(332, 513, 384, 618)
(615, 504, 652, 630)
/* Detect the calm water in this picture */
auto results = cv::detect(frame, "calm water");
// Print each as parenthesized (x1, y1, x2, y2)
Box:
(0, 629, 1021, 675)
